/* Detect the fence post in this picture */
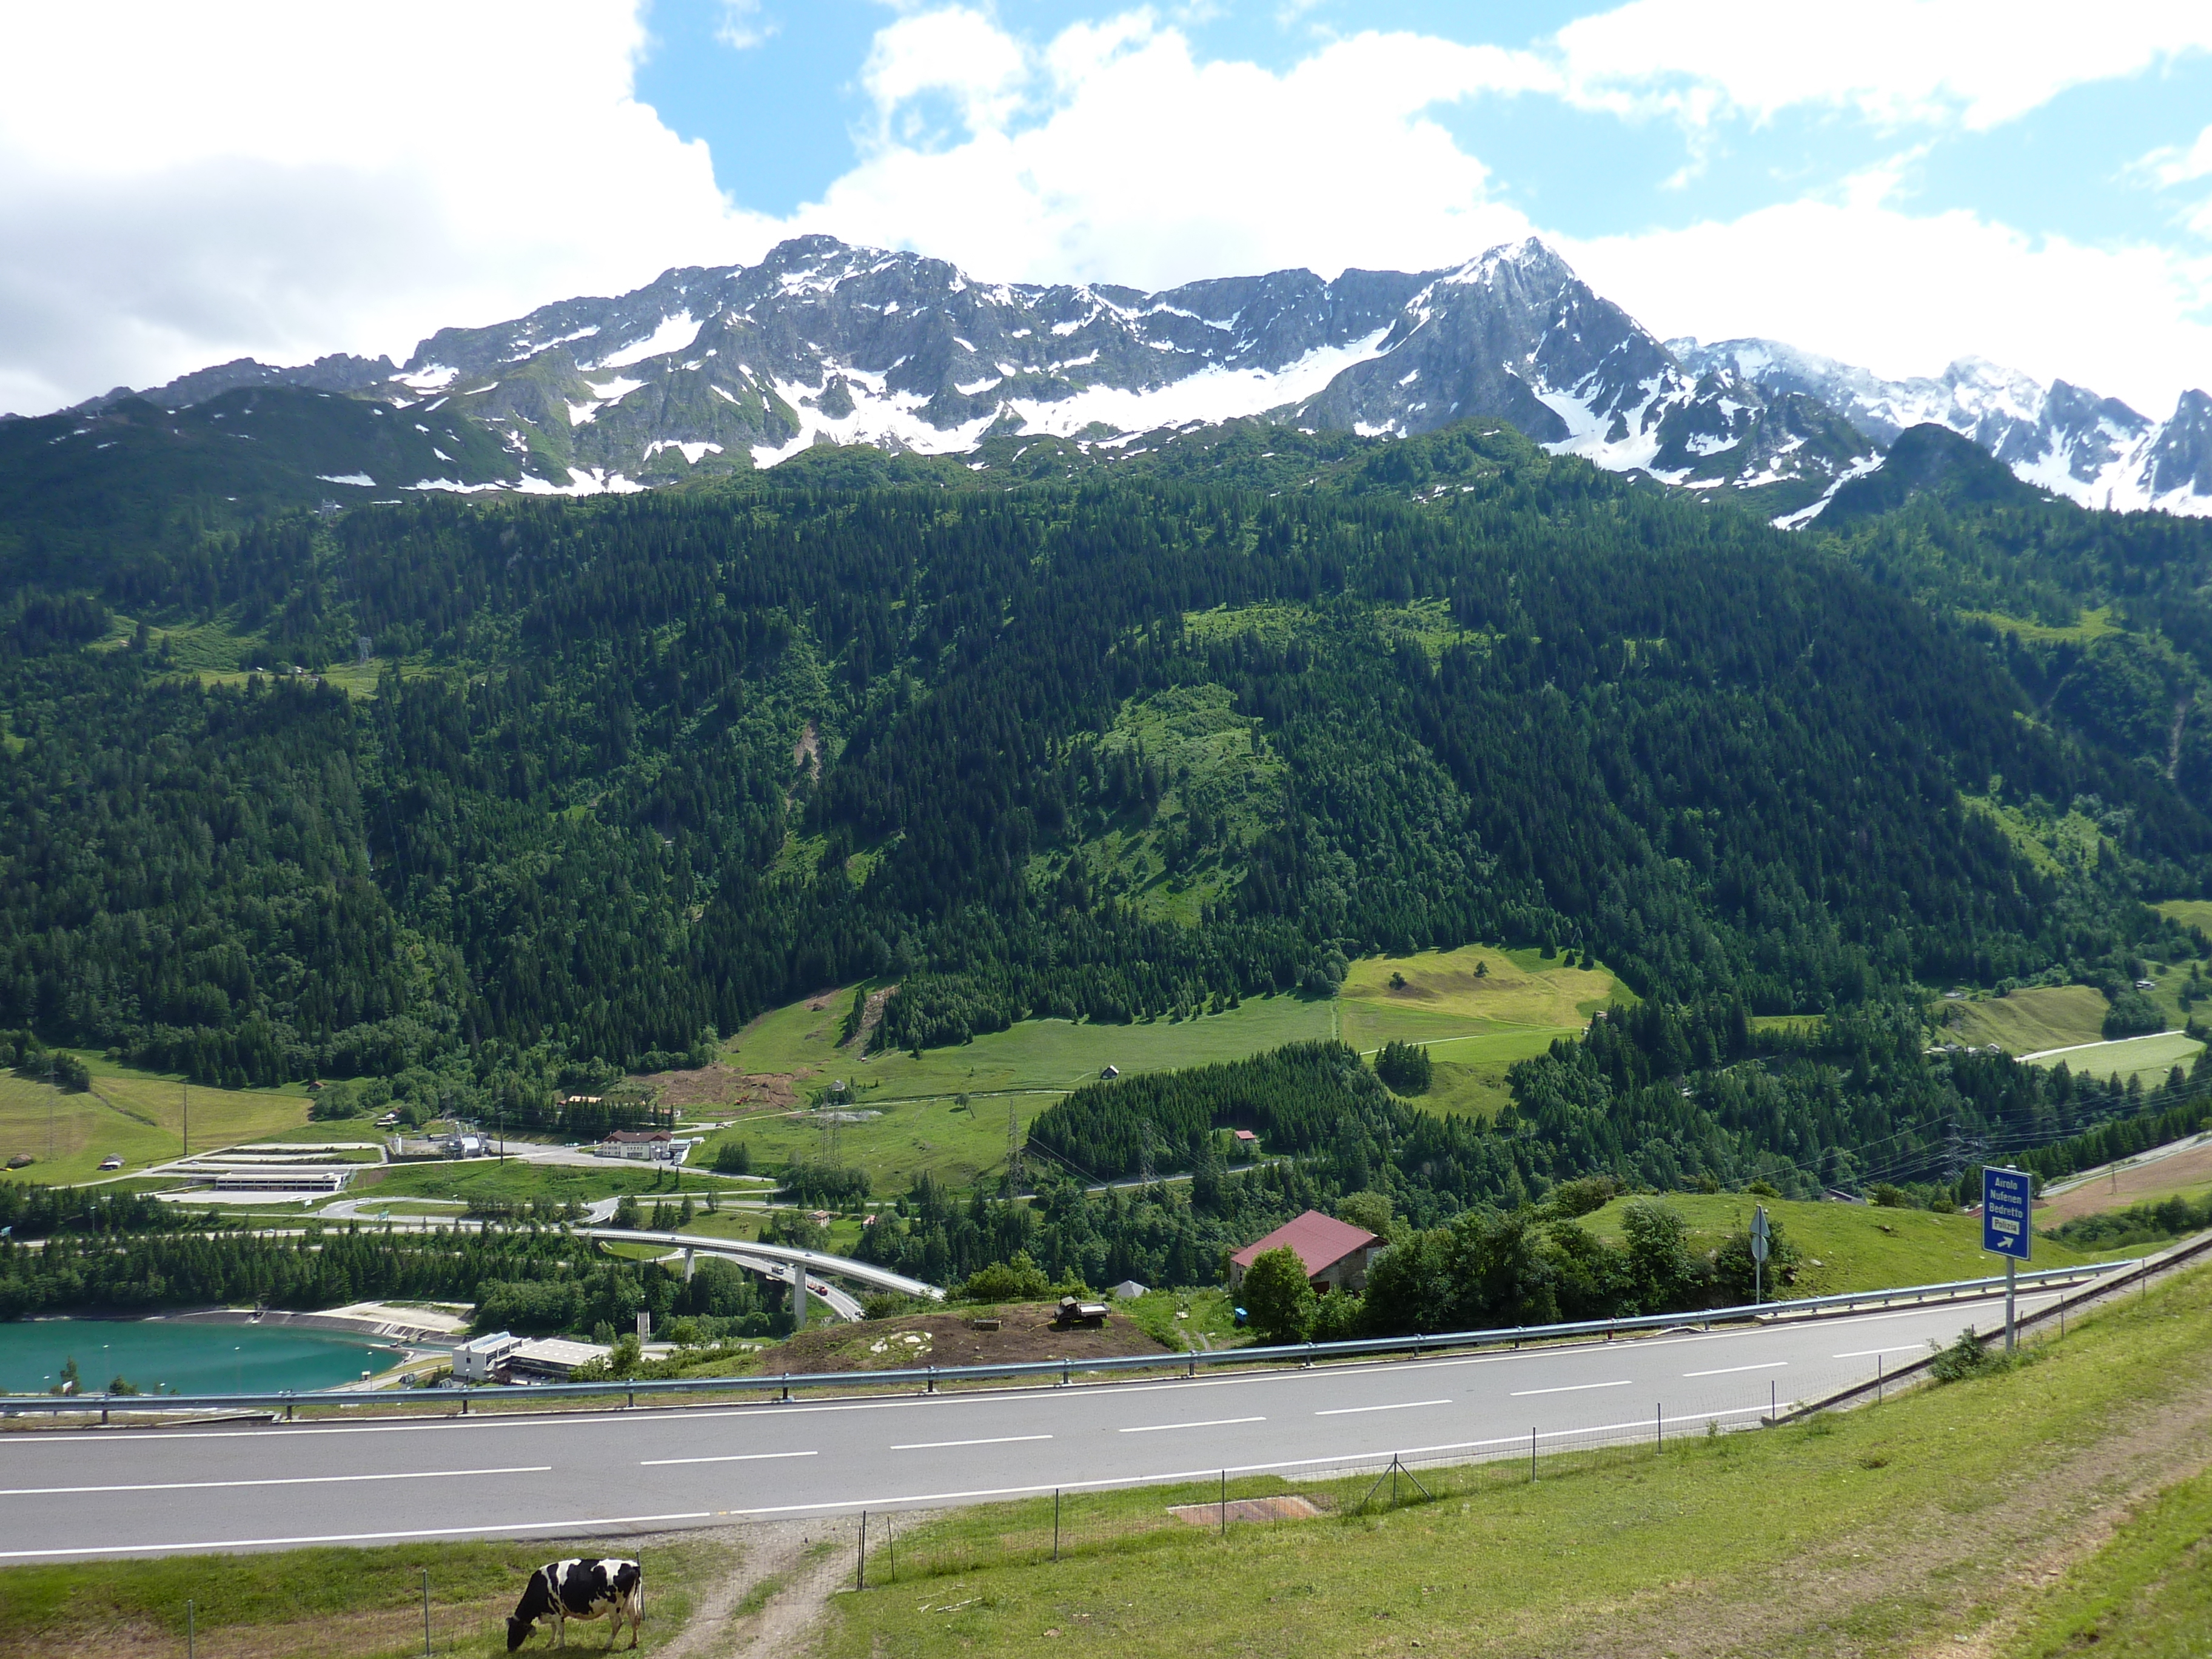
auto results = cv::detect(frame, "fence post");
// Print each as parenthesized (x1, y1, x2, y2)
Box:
(1529, 1427, 1537, 1483)
(1876, 1354, 1883, 1403)
(421, 1568, 431, 1657)
(187, 1600, 195, 1659)
(1221, 1469, 1228, 1534)
(1769, 1380, 1777, 1424)
(1053, 1489, 1061, 1562)
(858, 1510, 866, 1590)
(1655, 1403, 1662, 1451)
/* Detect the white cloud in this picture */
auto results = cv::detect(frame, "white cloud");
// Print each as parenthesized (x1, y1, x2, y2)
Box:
(1552, 0, 2212, 132)
(793, 18, 1547, 289)
(4, 0, 2208, 422)
(716, 0, 776, 50)
(0, 1, 767, 414)
(1563, 188, 2212, 418)
(861, 6, 1033, 142)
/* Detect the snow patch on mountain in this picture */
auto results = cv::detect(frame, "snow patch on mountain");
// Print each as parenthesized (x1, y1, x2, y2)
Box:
(586, 312, 701, 371)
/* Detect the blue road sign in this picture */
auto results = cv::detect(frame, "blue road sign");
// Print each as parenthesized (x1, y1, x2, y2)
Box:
(1982, 1167, 2034, 1261)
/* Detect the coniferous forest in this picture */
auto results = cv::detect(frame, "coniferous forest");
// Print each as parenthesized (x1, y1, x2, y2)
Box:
(7, 416, 2212, 1278)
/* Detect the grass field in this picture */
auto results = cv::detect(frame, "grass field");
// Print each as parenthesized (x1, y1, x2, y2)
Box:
(1337, 945, 1626, 1122)
(726, 987, 1337, 1102)
(1339, 943, 1624, 1030)
(0, 1057, 311, 1184)
(2014, 1463, 2212, 1655)
(815, 1261, 2212, 1659)
(695, 948, 1618, 1188)
(2020, 1029, 2204, 1085)
(2156, 897, 2212, 936)
(0, 1530, 736, 1658)
(346, 1158, 718, 1207)
(1939, 983, 2114, 1054)
(1573, 1193, 2128, 1295)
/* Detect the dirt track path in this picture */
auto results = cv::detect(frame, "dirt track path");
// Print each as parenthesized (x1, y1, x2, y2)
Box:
(654, 1517, 859, 1659)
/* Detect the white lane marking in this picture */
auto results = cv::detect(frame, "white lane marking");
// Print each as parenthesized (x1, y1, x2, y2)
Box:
(639, 1451, 818, 1467)
(1510, 1379, 1631, 1397)
(1832, 1346, 1928, 1359)
(1314, 1399, 1451, 1416)
(1683, 1361, 1789, 1378)
(0, 1511, 716, 1561)
(0, 1466, 548, 1497)
(0, 1294, 2070, 1451)
(1119, 1416, 1265, 1434)
(891, 1435, 1053, 1451)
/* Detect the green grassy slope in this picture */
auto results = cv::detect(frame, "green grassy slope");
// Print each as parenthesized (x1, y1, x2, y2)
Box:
(2015, 1464, 2212, 1657)
(0, 1056, 311, 1184)
(699, 947, 1605, 1190)
(1942, 984, 2109, 1052)
(0, 1532, 736, 1658)
(1574, 1194, 2128, 1295)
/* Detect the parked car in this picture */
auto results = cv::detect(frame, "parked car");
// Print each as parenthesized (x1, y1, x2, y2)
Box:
(98, 1156, 126, 1170)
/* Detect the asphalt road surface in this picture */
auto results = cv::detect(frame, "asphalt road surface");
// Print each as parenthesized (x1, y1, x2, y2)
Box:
(0, 1287, 2062, 1561)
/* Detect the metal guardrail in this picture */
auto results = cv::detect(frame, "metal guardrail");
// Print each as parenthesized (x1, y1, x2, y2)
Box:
(0, 1257, 2136, 1419)
(1780, 1228, 2212, 1422)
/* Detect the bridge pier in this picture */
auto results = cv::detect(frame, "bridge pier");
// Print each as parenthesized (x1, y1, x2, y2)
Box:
(683, 1247, 695, 1282)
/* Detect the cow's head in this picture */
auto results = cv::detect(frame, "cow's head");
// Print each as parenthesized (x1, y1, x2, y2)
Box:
(506, 1613, 535, 1652)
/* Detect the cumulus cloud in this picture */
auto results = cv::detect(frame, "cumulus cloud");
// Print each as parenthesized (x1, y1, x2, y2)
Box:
(790, 17, 1547, 287)
(4, 0, 2209, 418)
(715, 1, 776, 51)
(0, 1, 766, 414)
(1552, 0, 2212, 132)
(1563, 189, 2212, 418)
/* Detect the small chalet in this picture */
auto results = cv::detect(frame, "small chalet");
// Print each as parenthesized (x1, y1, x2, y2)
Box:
(1228, 1209, 1381, 1293)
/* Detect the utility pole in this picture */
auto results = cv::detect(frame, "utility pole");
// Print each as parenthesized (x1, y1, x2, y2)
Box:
(183, 1079, 189, 1160)
(1007, 1098, 1024, 1195)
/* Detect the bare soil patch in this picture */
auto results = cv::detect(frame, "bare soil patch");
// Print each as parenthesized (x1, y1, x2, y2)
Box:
(1167, 1495, 1327, 1526)
(2041, 1139, 2212, 1223)
(762, 1302, 1173, 1376)
(636, 1065, 802, 1111)
(850, 986, 894, 1053)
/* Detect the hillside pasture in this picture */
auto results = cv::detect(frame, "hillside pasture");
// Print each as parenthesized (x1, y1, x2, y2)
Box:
(1940, 984, 2109, 1054)
(1338, 943, 1624, 1030)
(0, 1057, 310, 1183)
(1574, 1193, 2125, 1295)
(2020, 1030, 2203, 1086)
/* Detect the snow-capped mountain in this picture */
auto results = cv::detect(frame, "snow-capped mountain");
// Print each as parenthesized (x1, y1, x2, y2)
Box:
(57, 234, 2211, 520)
(1676, 338, 2212, 518)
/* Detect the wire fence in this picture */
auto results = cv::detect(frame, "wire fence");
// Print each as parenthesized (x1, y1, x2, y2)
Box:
(850, 1392, 1791, 1592)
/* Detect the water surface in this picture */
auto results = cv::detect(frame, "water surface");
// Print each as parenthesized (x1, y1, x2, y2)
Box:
(0, 1317, 401, 1395)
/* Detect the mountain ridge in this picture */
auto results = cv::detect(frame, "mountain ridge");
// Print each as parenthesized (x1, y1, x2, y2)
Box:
(30, 233, 2212, 523)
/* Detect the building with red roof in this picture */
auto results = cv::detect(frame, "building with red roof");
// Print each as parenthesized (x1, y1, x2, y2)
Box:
(1228, 1209, 1381, 1293)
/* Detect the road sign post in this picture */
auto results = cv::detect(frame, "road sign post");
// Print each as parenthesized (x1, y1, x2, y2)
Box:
(1750, 1205, 1771, 1305)
(1981, 1166, 2033, 1353)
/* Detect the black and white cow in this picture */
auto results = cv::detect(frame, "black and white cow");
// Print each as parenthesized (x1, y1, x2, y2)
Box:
(507, 1558, 643, 1651)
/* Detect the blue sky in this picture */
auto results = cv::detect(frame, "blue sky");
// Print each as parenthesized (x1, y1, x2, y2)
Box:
(635, 0, 2212, 256)
(4, 1, 2210, 415)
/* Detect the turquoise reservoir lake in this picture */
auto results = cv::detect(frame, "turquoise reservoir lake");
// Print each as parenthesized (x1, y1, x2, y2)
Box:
(0, 1318, 403, 1396)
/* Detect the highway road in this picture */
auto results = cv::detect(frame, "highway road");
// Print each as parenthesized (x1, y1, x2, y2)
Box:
(0, 1286, 2065, 1561)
